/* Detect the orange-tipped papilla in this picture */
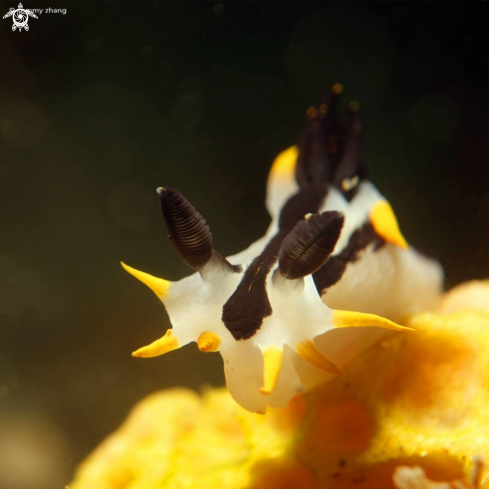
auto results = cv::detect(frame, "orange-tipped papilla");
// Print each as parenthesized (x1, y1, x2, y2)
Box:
(332, 82, 343, 95)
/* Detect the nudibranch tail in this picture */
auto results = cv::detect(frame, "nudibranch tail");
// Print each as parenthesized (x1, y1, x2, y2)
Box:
(120, 261, 171, 299)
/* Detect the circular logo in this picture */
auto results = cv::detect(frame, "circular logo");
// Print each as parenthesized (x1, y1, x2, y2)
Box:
(2, 3, 38, 32)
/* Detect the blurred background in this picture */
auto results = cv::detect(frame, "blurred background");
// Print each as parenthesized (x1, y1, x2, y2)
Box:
(0, 1, 488, 487)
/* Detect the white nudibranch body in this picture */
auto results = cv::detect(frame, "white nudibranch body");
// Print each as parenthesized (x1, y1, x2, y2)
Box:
(122, 86, 443, 413)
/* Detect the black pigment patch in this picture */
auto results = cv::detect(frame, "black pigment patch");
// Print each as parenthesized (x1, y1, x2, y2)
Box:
(158, 187, 213, 270)
(222, 88, 374, 340)
(278, 212, 344, 280)
(222, 235, 282, 340)
(313, 222, 385, 293)
(278, 185, 329, 230)
(222, 185, 330, 340)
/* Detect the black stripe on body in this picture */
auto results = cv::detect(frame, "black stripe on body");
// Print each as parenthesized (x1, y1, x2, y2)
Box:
(222, 186, 328, 340)
(312, 222, 385, 295)
(222, 88, 370, 340)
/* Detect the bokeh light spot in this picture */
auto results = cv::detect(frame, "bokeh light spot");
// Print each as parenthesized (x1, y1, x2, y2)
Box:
(0, 412, 71, 489)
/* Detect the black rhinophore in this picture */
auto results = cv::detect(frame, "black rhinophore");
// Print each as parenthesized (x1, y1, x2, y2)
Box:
(278, 211, 345, 280)
(158, 187, 214, 271)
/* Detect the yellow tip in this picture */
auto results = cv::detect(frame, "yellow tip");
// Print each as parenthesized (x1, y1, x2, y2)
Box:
(132, 329, 179, 358)
(369, 201, 409, 250)
(332, 310, 415, 332)
(269, 146, 299, 180)
(332, 82, 343, 95)
(306, 106, 318, 118)
(197, 332, 221, 352)
(349, 100, 359, 111)
(296, 341, 346, 378)
(121, 262, 171, 299)
(260, 346, 283, 395)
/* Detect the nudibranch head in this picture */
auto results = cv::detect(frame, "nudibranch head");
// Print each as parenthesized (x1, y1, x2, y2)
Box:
(122, 85, 442, 413)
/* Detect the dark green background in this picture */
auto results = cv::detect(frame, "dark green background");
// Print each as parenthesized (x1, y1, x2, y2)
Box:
(0, 1, 488, 487)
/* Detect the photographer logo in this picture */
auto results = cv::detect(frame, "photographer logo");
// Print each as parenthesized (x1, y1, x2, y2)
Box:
(3, 3, 38, 32)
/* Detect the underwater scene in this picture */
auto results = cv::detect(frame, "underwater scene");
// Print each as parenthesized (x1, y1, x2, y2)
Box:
(1, 2, 489, 488)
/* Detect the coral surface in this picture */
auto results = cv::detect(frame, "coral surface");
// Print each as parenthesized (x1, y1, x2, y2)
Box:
(69, 282, 489, 489)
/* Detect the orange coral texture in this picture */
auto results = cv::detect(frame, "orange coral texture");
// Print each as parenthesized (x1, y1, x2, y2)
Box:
(70, 281, 489, 489)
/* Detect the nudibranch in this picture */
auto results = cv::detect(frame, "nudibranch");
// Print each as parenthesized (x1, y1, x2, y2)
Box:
(122, 84, 443, 413)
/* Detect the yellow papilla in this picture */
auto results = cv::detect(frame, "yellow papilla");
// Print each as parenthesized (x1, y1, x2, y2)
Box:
(296, 340, 346, 378)
(131, 329, 179, 358)
(70, 282, 489, 489)
(369, 200, 409, 250)
(260, 346, 284, 395)
(197, 331, 221, 352)
(120, 261, 171, 299)
(269, 146, 298, 180)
